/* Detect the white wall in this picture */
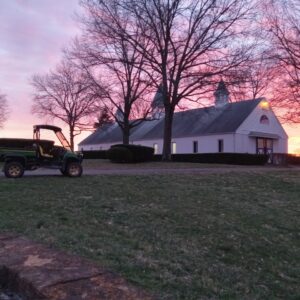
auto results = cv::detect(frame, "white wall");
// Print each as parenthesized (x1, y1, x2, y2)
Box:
(174, 134, 235, 154)
(236, 100, 288, 153)
(132, 139, 164, 154)
(234, 133, 255, 153)
(134, 134, 235, 154)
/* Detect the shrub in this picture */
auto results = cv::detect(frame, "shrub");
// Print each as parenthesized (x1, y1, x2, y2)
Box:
(153, 153, 268, 165)
(108, 144, 154, 163)
(273, 153, 300, 165)
(107, 146, 134, 163)
(287, 154, 300, 165)
(81, 150, 107, 159)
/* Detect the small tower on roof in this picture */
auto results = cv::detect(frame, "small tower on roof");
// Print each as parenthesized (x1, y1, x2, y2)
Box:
(116, 107, 124, 123)
(214, 80, 230, 107)
(151, 84, 165, 119)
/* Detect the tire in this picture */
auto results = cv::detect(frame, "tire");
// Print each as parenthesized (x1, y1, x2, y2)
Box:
(4, 161, 25, 178)
(65, 162, 82, 177)
(60, 168, 67, 176)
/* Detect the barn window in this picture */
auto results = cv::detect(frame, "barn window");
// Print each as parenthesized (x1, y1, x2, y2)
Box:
(193, 141, 198, 153)
(172, 142, 177, 154)
(218, 139, 224, 153)
(260, 115, 269, 124)
(153, 143, 158, 154)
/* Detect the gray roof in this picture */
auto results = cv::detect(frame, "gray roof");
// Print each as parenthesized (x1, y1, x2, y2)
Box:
(79, 98, 262, 146)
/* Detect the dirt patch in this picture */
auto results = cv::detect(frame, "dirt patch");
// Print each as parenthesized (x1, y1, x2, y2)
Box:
(0, 234, 154, 300)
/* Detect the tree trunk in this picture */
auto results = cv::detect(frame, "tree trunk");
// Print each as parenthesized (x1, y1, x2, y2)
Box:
(69, 126, 74, 151)
(162, 107, 174, 161)
(122, 119, 130, 145)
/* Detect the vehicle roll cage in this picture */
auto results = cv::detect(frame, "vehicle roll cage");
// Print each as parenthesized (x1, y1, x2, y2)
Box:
(33, 125, 72, 151)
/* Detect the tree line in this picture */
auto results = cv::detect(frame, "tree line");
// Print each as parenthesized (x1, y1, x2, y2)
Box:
(29, 0, 299, 159)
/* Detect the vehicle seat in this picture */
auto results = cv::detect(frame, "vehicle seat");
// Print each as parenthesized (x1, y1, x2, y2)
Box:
(39, 145, 53, 158)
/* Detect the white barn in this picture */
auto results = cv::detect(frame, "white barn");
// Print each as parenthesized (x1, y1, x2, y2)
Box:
(79, 82, 288, 158)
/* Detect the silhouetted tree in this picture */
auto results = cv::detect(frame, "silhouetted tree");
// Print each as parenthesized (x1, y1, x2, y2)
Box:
(87, 0, 257, 160)
(264, 0, 300, 122)
(72, 0, 154, 144)
(31, 60, 99, 150)
(94, 107, 113, 129)
(224, 52, 277, 101)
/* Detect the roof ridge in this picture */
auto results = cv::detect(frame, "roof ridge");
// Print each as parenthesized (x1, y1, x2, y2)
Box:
(174, 98, 263, 115)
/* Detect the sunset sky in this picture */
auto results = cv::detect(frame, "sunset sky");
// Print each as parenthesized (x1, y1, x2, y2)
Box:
(0, 0, 299, 153)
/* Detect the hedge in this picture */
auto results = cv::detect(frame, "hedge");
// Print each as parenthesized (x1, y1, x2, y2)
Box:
(107, 144, 154, 163)
(153, 153, 269, 165)
(273, 153, 300, 165)
(81, 150, 107, 159)
(81, 150, 299, 165)
(288, 154, 300, 165)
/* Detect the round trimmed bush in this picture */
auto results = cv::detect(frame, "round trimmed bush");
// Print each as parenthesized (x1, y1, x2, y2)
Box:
(107, 146, 134, 163)
(108, 144, 154, 163)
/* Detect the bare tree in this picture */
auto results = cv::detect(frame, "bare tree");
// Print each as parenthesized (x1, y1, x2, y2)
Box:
(0, 93, 9, 128)
(31, 60, 99, 150)
(264, 0, 300, 122)
(71, 0, 155, 144)
(224, 52, 277, 101)
(89, 0, 257, 160)
(94, 106, 113, 129)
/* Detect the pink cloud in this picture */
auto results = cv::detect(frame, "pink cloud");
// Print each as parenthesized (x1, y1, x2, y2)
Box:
(0, 0, 82, 141)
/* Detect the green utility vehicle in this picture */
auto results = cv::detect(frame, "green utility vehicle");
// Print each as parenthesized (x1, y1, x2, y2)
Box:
(0, 125, 83, 178)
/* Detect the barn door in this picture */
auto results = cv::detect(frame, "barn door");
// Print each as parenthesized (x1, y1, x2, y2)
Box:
(257, 138, 273, 163)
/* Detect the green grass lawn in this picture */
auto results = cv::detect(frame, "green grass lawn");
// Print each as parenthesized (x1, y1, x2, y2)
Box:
(0, 159, 250, 172)
(81, 159, 245, 169)
(0, 172, 299, 299)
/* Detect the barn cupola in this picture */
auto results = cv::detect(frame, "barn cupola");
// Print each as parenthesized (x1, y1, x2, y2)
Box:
(151, 84, 165, 119)
(214, 80, 230, 107)
(116, 107, 124, 123)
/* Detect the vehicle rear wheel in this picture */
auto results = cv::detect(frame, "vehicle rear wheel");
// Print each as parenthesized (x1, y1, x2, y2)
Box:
(60, 168, 67, 176)
(4, 162, 25, 178)
(65, 162, 82, 177)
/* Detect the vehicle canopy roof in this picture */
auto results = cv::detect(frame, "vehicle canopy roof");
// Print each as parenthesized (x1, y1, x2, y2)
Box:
(33, 125, 62, 132)
(33, 124, 71, 151)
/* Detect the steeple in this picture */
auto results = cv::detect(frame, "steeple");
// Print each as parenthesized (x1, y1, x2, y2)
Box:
(214, 80, 230, 107)
(116, 107, 124, 123)
(151, 84, 165, 118)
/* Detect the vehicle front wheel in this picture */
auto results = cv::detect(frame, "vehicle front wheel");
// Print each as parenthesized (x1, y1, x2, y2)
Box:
(65, 162, 82, 177)
(4, 162, 25, 178)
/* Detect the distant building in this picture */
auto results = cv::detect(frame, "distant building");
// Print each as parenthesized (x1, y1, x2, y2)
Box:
(79, 81, 288, 159)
